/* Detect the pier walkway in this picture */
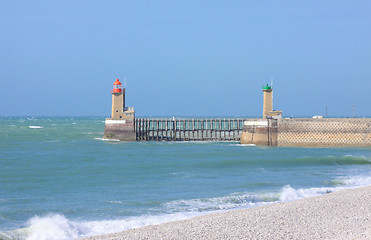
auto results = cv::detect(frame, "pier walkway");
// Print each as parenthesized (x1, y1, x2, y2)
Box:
(134, 118, 248, 141)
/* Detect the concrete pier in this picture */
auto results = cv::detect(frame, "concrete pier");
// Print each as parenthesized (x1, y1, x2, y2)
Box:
(240, 118, 371, 147)
(103, 119, 136, 141)
(103, 79, 371, 146)
(240, 119, 277, 146)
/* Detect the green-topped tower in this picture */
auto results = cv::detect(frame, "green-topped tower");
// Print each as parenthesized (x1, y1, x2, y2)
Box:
(262, 84, 273, 119)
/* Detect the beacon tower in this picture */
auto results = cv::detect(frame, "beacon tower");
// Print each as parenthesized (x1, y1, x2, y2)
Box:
(111, 79, 126, 119)
(262, 84, 273, 119)
(103, 79, 136, 141)
(262, 83, 282, 119)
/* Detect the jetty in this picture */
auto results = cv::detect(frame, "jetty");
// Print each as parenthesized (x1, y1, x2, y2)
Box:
(103, 79, 371, 147)
(134, 118, 246, 141)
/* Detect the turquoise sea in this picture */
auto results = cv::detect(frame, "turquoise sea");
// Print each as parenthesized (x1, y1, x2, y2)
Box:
(0, 117, 370, 240)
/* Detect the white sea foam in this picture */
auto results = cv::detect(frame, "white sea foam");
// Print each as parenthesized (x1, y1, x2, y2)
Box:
(227, 143, 254, 147)
(163, 173, 371, 214)
(279, 173, 371, 202)
(28, 126, 43, 129)
(335, 174, 371, 187)
(11, 212, 203, 240)
(94, 137, 120, 142)
(26, 214, 80, 240)
(163, 192, 279, 213)
(279, 185, 333, 202)
(239, 144, 256, 147)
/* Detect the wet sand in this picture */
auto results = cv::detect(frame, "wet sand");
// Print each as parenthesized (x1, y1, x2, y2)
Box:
(81, 186, 371, 240)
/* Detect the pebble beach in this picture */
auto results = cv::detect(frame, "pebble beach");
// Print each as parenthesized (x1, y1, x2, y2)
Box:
(82, 186, 371, 240)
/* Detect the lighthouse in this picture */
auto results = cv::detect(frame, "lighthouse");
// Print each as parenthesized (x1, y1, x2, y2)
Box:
(262, 83, 282, 119)
(262, 84, 273, 119)
(103, 78, 136, 141)
(240, 84, 282, 146)
(109, 79, 134, 120)
(111, 79, 125, 119)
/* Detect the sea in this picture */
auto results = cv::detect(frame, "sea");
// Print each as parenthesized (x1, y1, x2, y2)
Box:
(0, 116, 370, 240)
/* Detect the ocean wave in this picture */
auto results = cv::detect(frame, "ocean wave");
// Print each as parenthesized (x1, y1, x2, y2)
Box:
(343, 154, 370, 162)
(333, 175, 371, 187)
(3, 212, 203, 240)
(28, 126, 43, 129)
(2, 186, 338, 240)
(163, 173, 371, 213)
(162, 192, 279, 213)
(192, 154, 371, 170)
(281, 155, 370, 166)
(279, 185, 333, 201)
(4, 174, 370, 240)
(280, 173, 371, 202)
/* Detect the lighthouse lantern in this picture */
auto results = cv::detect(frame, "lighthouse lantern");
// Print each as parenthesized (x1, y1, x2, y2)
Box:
(112, 79, 122, 93)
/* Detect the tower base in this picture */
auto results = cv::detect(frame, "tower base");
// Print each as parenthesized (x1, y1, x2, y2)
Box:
(103, 119, 136, 141)
(240, 119, 278, 146)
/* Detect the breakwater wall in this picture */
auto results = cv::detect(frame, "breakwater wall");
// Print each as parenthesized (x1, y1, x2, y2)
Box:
(241, 118, 371, 147)
(277, 118, 371, 147)
(104, 119, 136, 141)
(134, 118, 247, 141)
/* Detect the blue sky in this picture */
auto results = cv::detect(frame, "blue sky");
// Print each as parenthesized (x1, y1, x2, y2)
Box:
(1, 1, 370, 117)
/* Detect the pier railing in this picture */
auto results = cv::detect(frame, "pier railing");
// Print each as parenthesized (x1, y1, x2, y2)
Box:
(134, 118, 248, 141)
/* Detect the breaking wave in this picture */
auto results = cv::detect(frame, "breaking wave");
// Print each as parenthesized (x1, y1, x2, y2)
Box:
(3, 173, 370, 240)
(1, 212, 203, 240)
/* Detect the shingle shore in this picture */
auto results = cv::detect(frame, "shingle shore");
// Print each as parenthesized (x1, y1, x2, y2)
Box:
(81, 186, 371, 240)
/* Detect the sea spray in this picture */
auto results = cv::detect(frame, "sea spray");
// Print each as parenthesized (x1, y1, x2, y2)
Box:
(19, 212, 204, 240)
(26, 214, 80, 240)
(279, 185, 333, 201)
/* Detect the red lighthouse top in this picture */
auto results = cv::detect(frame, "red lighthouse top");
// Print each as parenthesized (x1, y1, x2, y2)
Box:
(112, 79, 122, 93)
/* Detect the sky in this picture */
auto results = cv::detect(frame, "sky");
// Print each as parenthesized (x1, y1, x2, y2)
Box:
(0, 1, 370, 117)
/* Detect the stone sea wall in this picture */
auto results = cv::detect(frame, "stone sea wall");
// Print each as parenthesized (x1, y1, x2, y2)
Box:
(277, 118, 371, 147)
